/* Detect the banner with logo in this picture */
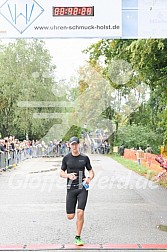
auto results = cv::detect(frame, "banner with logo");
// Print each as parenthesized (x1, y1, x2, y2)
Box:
(0, 0, 122, 38)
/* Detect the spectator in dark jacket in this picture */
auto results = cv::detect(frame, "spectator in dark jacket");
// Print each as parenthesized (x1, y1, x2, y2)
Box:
(119, 144, 125, 158)
(0, 140, 6, 152)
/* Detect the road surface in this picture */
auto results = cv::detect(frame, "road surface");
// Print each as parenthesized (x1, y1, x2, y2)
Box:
(0, 154, 167, 251)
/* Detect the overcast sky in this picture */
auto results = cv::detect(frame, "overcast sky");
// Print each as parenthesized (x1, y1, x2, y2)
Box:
(44, 38, 99, 81)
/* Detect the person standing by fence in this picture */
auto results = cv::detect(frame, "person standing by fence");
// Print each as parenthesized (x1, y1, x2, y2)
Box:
(145, 144, 153, 168)
(119, 144, 125, 158)
(136, 147, 144, 166)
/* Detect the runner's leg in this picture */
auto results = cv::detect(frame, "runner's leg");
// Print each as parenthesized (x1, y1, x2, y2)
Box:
(76, 188, 88, 236)
(76, 209, 84, 236)
(66, 189, 77, 219)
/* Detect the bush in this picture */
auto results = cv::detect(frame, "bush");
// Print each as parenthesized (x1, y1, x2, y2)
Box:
(114, 124, 162, 154)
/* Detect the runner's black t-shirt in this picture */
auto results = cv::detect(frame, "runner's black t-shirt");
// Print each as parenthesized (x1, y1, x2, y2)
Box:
(61, 153, 92, 188)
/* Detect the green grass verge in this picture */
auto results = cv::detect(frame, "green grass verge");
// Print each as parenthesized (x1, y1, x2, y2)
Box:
(108, 153, 167, 189)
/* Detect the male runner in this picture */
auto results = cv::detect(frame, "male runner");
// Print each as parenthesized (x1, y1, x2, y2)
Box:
(60, 136, 94, 246)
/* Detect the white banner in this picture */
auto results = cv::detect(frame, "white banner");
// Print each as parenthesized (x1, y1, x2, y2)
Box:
(138, 0, 167, 38)
(0, 0, 122, 38)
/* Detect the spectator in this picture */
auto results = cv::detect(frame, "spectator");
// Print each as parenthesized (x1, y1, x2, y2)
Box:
(0, 140, 5, 152)
(136, 146, 143, 165)
(145, 144, 153, 168)
(119, 144, 125, 158)
(145, 144, 153, 153)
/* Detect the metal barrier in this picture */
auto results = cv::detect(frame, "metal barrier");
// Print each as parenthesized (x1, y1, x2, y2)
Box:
(0, 150, 27, 171)
(0, 145, 70, 171)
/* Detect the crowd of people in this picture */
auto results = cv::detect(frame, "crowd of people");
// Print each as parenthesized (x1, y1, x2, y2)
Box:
(0, 136, 74, 170)
(0, 133, 110, 157)
(0, 136, 72, 157)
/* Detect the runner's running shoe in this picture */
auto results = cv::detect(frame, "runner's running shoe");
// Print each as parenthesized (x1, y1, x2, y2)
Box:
(74, 237, 84, 246)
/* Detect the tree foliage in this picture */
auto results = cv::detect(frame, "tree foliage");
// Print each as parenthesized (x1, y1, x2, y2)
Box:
(83, 39, 167, 149)
(1, 38, 167, 149)
(0, 39, 59, 140)
(115, 124, 162, 154)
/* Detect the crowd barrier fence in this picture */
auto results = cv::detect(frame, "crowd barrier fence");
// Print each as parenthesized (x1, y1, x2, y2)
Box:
(0, 145, 57, 171)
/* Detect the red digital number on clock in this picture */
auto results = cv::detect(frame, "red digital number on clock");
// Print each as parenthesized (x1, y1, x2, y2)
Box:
(53, 7, 94, 16)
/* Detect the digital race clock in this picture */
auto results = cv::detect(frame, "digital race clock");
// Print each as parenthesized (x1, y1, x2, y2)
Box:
(53, 6, 94, 16)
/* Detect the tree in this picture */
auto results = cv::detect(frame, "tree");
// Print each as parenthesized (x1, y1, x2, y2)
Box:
(83, 39, 167, 144)
(0, 39, 58, 140)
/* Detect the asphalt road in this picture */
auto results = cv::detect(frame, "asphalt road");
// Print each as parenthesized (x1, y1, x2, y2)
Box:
(0, 154, 167, 251)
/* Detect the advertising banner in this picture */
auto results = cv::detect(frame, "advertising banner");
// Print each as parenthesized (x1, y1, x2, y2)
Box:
(0, 0, 122, 38)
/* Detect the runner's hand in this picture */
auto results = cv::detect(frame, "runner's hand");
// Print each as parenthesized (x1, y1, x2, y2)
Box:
(68, 173, 77, 180)
(83, 177, 91, 184)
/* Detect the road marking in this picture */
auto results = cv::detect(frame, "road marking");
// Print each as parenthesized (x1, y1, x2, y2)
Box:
(0, 244, 167, 250)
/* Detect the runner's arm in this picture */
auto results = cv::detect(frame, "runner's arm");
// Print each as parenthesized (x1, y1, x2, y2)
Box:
(84, 168, 95, 184)
(60, 170, 77, 180)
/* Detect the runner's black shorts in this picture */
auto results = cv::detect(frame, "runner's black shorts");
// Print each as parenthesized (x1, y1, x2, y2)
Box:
(66, 187, 88, 214)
